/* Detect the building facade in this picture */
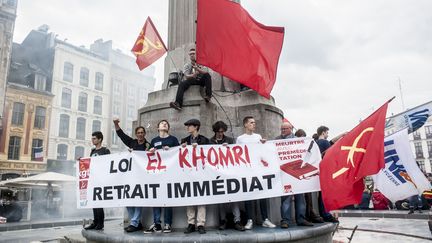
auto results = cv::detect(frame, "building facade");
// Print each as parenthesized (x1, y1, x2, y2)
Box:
(47, 42, 111, 171)
(410, 116, 432, 173)
(90, 39, 156, 152)
(0, 82, 53, 175)
(0, 0, 17, 137)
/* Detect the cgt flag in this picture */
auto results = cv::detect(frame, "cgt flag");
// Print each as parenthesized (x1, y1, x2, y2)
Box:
(319, 100, 389, 211)
(196, 0, 284, 99)
(131, 17, 167, 70)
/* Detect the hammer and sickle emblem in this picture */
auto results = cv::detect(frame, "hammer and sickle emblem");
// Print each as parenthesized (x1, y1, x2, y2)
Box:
(332, 127, 374, 179)
(133, 35, 164, 56)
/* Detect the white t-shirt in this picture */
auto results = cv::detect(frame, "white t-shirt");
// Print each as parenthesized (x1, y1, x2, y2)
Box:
(236, 133, 262, 144)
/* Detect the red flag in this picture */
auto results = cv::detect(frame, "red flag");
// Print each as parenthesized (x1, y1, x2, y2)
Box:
(131, 17, 167, 70)
(319, 101, 389, 211)
(196, 0, 284, 99)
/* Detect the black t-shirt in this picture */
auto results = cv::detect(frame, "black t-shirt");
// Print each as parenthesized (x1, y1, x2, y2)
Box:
(90, 147, 111, 157)
(150, 135, 180, 149)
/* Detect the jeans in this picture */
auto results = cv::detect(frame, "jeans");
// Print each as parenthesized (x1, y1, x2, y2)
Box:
(175, 73, 212, 106)
(126, 207, 142, 227)
(153, 207, 173, 225)
(219, 202, 241, 223)
(245, 199, 268, 221)
(318, 192, 332, 219)
(281, 194, 307, 224)
(408, 195, 423, 209)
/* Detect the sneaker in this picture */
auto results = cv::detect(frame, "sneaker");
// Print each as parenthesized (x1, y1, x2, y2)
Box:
(408, 208, 414, 214)
(234, 221, 245, 231)
(169, 102, 182, 111)
(262, 218, 276, 228)
(197, 225, 206, 234)
(94, 224, 104, 230)
(163, 224, 172, 233)
(297, 220, 314, 227)
(125, 225, 141, 233)
(311, 216, 324, 223)
(280, 221, 289, 229)
(244, 219, 253, 230)
(184, 224, 195, 234)
(144, 223, 162, 234)
(84, 223, 96, 230)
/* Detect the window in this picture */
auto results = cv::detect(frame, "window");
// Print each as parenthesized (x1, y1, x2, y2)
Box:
(78, 92, 88, 112)
(8, 136, 21, 160)
(93, 96, 102, 115)
(127, 85, 135, 98)
(114, 81, 121, 95)
(92, 120, 101, 132)
(127, 105, 135, 118)
(75, 146, 85, 159)
(34, 106, 46, 129)
(35, 74, 46, 91)
(80, 67, 89, 87)
(11, 102, 25, 126)
(63, 62, 73, 82)
(426, 126, 432, 139)
(413, 130, 421, 140)
(414, 142, 424, 159)
(59, 114, 70, 138)
(427, 141, 432, 158)
(61, 88, 72, 108)
(95, 72, 104, 91)
(113, 101, 120, 115)
(417, 160, 425, 172)
(76, 117, 86, 140)
(57, 144, 68, 160)
(112, 130, 118, 145)
(31, 139, 43, 161)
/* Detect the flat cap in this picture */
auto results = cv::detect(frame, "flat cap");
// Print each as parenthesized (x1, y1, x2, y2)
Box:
(184, 118, 200, 126)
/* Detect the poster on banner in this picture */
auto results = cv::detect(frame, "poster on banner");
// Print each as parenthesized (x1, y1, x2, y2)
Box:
(76, 138, 322, 208)
(373, 129, 431, 202)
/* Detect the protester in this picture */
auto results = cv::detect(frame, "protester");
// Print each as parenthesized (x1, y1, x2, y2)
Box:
(408, 194, 423, 214)
(315, 125, 339, 223)
(237, 116, 276, 230)
(294, 128, 324, 223)
(372, 189, 390, 210)
(276, 123, 313, 228)
(145, 120, 180, 234)
(181, 119, 210, 234)
(170, 48, 212, 111)
(113, 118, 150, 232)
(210, 121, 245, 231)
(84, 131, 110, 230)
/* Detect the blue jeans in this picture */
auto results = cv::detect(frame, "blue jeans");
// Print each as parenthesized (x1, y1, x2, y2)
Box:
(318, 192, 332, 219)
(281, 194, 307, 224)
(153, 207, 173, 225)
(126, 207, 142, 227)
(409, 195, 422, 209)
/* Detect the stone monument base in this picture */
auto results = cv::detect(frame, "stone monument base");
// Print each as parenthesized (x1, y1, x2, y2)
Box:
(82, 223, 336, 242)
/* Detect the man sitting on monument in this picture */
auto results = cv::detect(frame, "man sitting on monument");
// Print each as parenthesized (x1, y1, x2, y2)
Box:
(170, 48, 212, 111)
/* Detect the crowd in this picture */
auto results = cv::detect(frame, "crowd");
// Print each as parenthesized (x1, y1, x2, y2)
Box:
(83, 116, 344, 234)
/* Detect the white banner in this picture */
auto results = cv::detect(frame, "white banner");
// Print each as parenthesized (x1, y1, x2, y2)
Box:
(77, 137, 322, 208)
(373, 129, 431, 202)
(385, 100, 432, 135)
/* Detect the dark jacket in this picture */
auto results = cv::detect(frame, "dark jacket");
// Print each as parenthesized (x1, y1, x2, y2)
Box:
(210, 135, 234, 145)
(181, 134, 210, 145)
(116, 129, 150, 151)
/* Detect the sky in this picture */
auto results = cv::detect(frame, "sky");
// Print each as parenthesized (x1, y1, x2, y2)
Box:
(13, 0, 432, 137)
